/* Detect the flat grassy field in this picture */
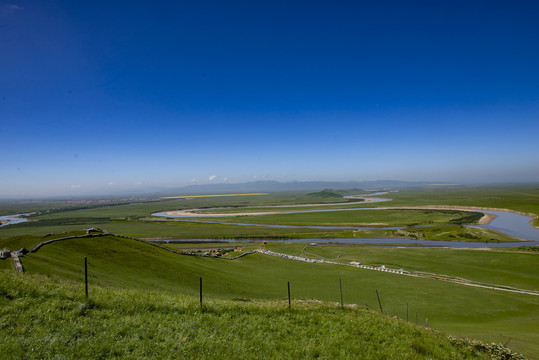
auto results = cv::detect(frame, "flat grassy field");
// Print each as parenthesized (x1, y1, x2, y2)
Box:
(193, 209, 483, 226)
(3, 235, 537, 357)
(24, 191, 361, 220)
(190, 203, 369, 214)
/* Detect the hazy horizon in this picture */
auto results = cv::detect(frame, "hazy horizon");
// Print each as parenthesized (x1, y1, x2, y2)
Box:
(2, 1, 538, 197)
(1, 179, 538, 200)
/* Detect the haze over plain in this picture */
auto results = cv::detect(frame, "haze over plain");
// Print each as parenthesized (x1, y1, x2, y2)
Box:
(1, 1, 538, 196)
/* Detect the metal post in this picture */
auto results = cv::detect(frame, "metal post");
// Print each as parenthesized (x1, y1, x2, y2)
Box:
(199, 277, 203, 306)
(288, 281, 291, 310)
(376, 289, 383, 314)
(84, 256, 88, 298)
(339, 278, 343, 308)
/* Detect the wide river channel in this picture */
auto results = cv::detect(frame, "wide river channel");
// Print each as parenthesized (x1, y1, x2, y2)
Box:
(151, 200, 539, 248)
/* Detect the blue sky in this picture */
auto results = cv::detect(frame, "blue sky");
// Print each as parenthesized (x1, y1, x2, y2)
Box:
(1, 0, 538, 196)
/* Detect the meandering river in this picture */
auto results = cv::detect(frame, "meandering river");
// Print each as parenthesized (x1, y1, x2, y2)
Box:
(0, 214, 31, 227)
(3, 196, 538, 248)
(152, 194, 539, 247)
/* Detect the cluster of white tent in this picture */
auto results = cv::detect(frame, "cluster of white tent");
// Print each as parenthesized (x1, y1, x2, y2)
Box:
(255, 249, 410, 275)
(255, 249, 332, 264)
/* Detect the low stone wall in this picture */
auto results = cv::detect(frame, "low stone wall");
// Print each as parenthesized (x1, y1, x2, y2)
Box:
(221, 251, 255, 260)
(30, 233, 107, 253)
(10, 252, 24, 273)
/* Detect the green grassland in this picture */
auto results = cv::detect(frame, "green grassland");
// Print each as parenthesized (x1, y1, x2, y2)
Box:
(190, 203, 368, 214)
(192, 209, 483, 226)
(2, 270, 521, 360)
(25, 191, 360, 220)
(1, 235, 537, 357)
(0, 197, 166, 217)
(1, 185, 539, 358)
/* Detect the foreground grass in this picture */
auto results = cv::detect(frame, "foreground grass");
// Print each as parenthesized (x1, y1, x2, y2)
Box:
(3, 235, 538, 357)
(0, 271, 524, 359)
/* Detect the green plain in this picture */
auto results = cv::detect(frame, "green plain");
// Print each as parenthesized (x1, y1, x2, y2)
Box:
(1, 185, 538, 358)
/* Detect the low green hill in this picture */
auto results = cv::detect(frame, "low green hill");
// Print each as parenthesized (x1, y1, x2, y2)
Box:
(306, 189, 346, 198)
(0, 270, 523, 359)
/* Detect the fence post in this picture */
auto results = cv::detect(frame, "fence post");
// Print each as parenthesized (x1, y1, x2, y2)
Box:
(376, 289, 383, 314)
(199, 277, 203, 307)
(339, 279, 344, 308)
(288, 281, 291, 310)
(84, 256, 88, 298)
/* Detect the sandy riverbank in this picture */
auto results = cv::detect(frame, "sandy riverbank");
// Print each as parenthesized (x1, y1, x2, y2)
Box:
(162, 204, 498, 224)
(162, 197, 384, 218)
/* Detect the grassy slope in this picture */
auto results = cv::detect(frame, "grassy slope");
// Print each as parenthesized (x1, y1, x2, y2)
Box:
(1, 271, 520, 360)
(4, 235, 538, 358)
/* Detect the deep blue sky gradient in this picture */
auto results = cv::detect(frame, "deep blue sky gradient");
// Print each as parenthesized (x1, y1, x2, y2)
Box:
(1, 1, 538, 196)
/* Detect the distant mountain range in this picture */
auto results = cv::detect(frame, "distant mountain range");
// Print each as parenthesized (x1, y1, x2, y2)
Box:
(0, 180, 442, 200)
(159, 180, 431, 195)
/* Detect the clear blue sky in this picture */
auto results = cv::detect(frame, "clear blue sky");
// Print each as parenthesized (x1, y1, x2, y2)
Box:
(1, 0, 538, 196)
